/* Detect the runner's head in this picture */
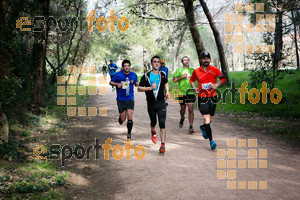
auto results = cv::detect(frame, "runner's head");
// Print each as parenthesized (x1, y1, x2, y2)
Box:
(181, 56, 190, 67)
(122, 59, 131, 74)
(110, 59, 113, 64)
(151, 56, 160, 71)
(200, 52, 211, 67)
(160, 59, 165, 68)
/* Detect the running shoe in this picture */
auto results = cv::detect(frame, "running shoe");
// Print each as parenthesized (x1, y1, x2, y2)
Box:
(200, 125, 208, 139)
(179, 117, 185, 128)
(118, 116, 123, 125)
(210, 140, 217, 150)
(189, 126, 195, 134)
(127, 134, 132, 142)
(151, 131, 157, 143)
(159, 144, 165, 153)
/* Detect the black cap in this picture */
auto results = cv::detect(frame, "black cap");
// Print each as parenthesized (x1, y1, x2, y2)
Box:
(110, 59, 113, 62)
(200, 52, 211, 59)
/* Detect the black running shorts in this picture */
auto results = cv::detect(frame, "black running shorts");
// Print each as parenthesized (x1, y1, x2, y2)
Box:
(117, 99, 135, 113)
(198, 96, 217, 116)
(178, 94, 196, 105)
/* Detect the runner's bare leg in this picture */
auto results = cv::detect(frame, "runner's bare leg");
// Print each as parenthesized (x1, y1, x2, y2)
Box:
(188, 103, 194, 126)
(120, 111, 127, 122)
(180, 105, 186, 119)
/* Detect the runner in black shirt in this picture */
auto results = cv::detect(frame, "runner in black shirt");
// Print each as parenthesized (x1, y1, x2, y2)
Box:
(138, 56, 170, 153)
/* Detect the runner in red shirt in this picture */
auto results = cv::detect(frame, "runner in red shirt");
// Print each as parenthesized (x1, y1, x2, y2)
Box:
(190, 52, 226, 149)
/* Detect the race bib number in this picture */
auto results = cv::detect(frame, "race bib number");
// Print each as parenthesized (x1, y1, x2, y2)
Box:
(202, 83, 211, 90)
(122, 81, 129, 89)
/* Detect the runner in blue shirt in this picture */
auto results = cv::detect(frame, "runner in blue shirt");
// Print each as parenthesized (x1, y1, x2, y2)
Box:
(110, 60, 139, 141)
(159, 59, 168, 78)
(159, 59, 169, 106)
(108, 60, 118, 91)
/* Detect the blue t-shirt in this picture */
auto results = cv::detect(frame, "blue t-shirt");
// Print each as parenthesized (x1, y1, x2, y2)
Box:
(149, 71, 160, 97)
(159, 66, 168, 78)
(108, 63, 118, 75)
(111, 71, 138, 101)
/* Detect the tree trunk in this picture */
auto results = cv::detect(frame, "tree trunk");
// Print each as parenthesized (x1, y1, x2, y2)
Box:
(231, 50, 235, 71)
(32, 0, 50, 112)
(32, 39, 46, 110)
(0, 1, 15, 142)
(0, 0, 11, 78)
(291, 10, 300, 69)
(273, 0, 283, 70)
(0, 103, 9, 143)
(182, 0, 206, 66)
(104, 58, 108, 66)
(199, 0, 229, 82)
(143, 47, 149, 73)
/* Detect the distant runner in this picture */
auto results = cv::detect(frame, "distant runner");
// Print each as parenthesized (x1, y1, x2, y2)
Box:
(102, 64, 107, 76)
(108, 59, 118, 91)
(159, 59, 169, 106)
(159, 59, 169, 78)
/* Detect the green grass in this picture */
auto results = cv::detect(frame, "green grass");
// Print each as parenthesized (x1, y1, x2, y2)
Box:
(227, 71, 251, 86)
(0, 106, 71, 198)
(0, 156, 70, 198)
(216, 70, 300, 119)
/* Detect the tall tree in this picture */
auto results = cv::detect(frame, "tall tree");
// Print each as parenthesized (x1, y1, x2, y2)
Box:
(273, 0, 283, 70)
(0, 0, 23, 141)
(31, 0, 50, 112)
(46, 0, 86, 84)
(0, 0, 10, 79)
(291, 10, 299, 69)
(182, 0, 205, 65)
(199, 0, 229, 81)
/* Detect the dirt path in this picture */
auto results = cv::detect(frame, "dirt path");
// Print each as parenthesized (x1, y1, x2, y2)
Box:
(58, 76, 300, 200)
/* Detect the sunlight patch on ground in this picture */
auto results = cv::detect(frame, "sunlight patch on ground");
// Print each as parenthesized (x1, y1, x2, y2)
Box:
(69, 173, 90, 186)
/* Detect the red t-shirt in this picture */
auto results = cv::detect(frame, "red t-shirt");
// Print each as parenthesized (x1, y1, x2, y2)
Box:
(190, 65, 226, 97)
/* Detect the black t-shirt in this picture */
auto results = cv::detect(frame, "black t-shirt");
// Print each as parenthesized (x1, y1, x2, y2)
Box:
(139, 71, 168, 103)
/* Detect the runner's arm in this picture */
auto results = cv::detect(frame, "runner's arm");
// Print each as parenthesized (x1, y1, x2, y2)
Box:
(210, 70, 226, 89)
(164, 82, 170, 99)
(210, 80, 223, 89)
(173, 74, 187, 83)
(138, 85, 155, 92)
(109, 81, 122, 88)
(134, 75, 139, 87)
(138, 75, 155, 92)
(190, 71, 199, 94)
(190, 82, 199, 94)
